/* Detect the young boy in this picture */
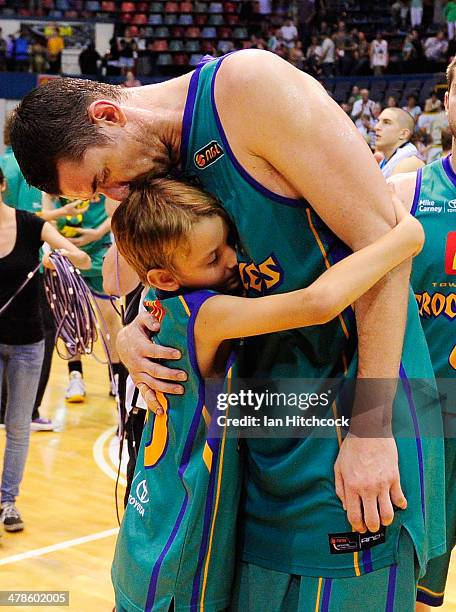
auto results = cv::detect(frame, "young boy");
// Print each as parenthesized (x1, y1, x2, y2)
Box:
(110, 178, 423, 612)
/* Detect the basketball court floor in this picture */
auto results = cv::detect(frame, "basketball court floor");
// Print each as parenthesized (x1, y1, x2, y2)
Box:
(0, 353, 455, 611)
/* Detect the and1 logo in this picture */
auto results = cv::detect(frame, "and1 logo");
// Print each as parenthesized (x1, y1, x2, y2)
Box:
(194, 140, 224, 169)
(445, 232, 456, 275)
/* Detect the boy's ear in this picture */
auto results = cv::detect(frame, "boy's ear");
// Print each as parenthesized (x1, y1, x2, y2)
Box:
(146, 268, 180, 291)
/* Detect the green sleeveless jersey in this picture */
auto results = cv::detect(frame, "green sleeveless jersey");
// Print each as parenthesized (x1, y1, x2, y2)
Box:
(411, 157, 456, 404)
(0, 146, 41, 212)
(112, 289, 241, 612)
(54, 195, 111, 278)
(179, 54, 445, 578)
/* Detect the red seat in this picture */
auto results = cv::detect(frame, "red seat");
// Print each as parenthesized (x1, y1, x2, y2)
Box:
(101, 1, 116, 10)
(165, 1, 178, 12)
(120, 1, 135, 11)
(171, 26, 185, 37)
(226, 13, 239, 24)
(136, 1, 148, 10)
(120, 12, 133, 22)
(195, 14, 207, 25)
(180, 1, 193, 11)
(132, 13, 148, 24)
(151, 39, 169, 51)
(186, 26, 201, 38)
(174, 53, 188, 65)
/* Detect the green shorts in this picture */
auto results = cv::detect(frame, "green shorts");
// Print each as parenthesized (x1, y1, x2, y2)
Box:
(417, 417, 456, 607)
(231, 531, 419, 612)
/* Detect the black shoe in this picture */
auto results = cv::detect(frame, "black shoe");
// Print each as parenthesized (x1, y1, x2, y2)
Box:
(1, 502, 24, 532)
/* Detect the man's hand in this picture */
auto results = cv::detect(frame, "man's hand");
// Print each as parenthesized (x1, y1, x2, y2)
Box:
(334, 435, 407, 533)
(68, 227, 101, 247)
(116, 312, 188, 414)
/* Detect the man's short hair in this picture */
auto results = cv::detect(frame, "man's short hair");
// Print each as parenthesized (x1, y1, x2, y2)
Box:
(10, 78, 124, 194)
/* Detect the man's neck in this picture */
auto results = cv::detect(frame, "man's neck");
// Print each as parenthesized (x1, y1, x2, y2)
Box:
(381, 141, 407, 162)
(123, 71, 194, 164)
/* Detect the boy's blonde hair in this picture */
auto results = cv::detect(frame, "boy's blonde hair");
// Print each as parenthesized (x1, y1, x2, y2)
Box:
(112, 178, 230, 283)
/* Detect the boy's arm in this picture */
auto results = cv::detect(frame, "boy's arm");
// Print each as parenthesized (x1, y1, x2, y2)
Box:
(196, 204, 423, 344)
(68, 216, 111, 247)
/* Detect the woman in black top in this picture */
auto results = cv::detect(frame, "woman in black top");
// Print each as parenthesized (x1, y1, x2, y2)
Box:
(0, 168, 90, 532)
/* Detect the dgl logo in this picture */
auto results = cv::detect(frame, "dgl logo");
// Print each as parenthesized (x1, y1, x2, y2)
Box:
(194, 140, 224, 169)
(445, 232, 456, 275)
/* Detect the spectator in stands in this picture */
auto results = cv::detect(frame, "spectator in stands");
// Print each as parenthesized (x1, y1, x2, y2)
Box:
(6, 35, 15, 72)
(410, 0, 423, 28)
(289, 41, 305, 70)
(375, 107, 424, 177)
(0, 29, 6, 72)
(353, 30, 370, 75)
(266, 27, 279, 52)
(424, 90, 443, 112)
(46, 25, 64, 74)
(79, 42, 100, 76)
(119, 38, 136, 74)
(319, 31, 335, 76)
(105, 37, 121, 77)
(387, 95, 399, 108)
(402, 93, 422, 120)
(424, 30, 448, 65)
(351, 87, 376, 128)
(123, 70, 142, 88)
(391, 0, 409, 30)
(14, 31, 30, 73)
(402, 28, 423, 72)
(280, 17, 298, 48)
(305, 35, 322, 75)
(348, 85, 361, 106)
(444, 0, 456, 40)
(358, 113, 376, 150)
(30, 38, 47, 74)
(370, 31, 389, 75)
(340, 101, 352, 115)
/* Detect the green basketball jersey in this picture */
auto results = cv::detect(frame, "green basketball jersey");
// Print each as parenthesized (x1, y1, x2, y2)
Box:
(179, 54, 445, 578)
(54, 195, 111, 278)
(0, 146, 41, 212)
(112, 289, 241, 612)
(411, 157, 456, 395)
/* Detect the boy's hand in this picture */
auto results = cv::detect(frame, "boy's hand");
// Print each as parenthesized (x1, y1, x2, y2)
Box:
(116, 312, 188, 414)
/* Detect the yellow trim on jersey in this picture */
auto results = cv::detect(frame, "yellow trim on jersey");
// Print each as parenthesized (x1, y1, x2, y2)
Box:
(314, 577, 323, 611)
(202, 405, 211, 426)
(305, 208, 350, 341)
(417, 585, 445, 597)
(179, 295, 191, 317)
(200, 365, 233, 609)
(144, 392, 169, 468)
(202, 442, 213, 472)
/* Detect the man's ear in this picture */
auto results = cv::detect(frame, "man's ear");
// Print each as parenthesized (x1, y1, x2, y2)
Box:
(444, 90, 449, 115)
(87, 100, 127, 127)
(147, 268, 180, 292)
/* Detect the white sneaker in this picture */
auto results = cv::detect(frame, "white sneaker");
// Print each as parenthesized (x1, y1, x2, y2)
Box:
(65, 372, 86, 403)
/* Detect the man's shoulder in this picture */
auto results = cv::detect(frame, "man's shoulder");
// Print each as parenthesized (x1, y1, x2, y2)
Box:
(387, 171, 418, 212)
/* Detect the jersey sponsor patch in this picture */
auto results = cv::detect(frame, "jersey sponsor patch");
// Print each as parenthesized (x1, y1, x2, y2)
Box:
(194, 140, 224, 169)
(445, 232, 456, 275)
(328, 527, 386, 554)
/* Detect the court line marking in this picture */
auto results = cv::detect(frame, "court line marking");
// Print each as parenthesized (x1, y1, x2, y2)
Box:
(93, 426, 127, 487)
(0, 528, 119, 566)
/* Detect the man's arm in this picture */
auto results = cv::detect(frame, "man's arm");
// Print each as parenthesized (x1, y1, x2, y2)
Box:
(218, 51, 414, 532)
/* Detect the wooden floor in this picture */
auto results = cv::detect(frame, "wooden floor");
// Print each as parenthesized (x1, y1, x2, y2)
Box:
(0, 352, 455, 611)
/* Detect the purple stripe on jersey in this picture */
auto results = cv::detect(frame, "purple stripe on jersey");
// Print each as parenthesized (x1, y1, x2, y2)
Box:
(385, 564, 397, 612)
(180, 63, 205, 170)
(362, 548, 374, 574)
(442, 154, 456, 189)
(321, 578, 332, 612)
(190, 440, 221, 606)
(410, 166, 423, 217)
(145, 291, 214, 610)
(209, 54, 306, 208)
(400, 363, 426, 521)
(145, 495, 189, 612)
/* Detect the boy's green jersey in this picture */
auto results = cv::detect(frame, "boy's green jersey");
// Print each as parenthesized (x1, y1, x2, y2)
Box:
(178, 54, 445, 578)
(112, 289, 241, 611)
(54, 195, 111, 279)
(411, 157, 456, 388)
